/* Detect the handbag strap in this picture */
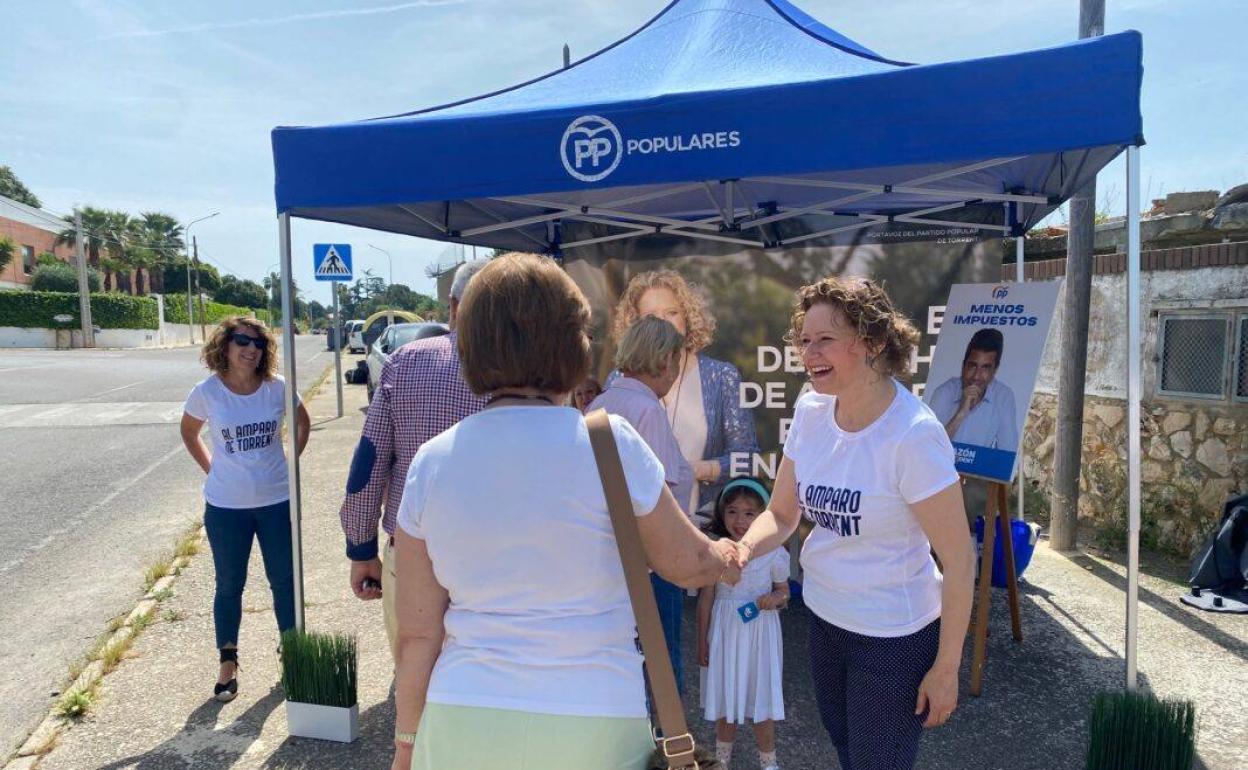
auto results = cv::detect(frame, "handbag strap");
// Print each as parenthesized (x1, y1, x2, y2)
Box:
(586, 409, 699, 770)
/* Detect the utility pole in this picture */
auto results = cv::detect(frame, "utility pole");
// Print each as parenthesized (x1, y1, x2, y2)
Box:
(194, 236, 207, 341)
(73, 209, 95, 348)
(184, 253, 195, 344)
(1050, 0, 1105, 551)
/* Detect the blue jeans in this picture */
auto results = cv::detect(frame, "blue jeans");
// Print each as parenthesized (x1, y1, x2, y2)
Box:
(650, 573, 684, 697)
(204, 501, 296, 650)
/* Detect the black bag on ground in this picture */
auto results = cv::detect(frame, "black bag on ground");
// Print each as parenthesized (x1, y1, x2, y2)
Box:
(1181, 492, 1248, 613)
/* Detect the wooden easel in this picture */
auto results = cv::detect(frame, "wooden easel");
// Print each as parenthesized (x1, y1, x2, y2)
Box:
(968, 479, 1023, 697)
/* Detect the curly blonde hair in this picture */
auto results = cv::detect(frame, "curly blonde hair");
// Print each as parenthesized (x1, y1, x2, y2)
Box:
(610, 270, 715, 352)
(786, 277, 920, 380)
(201, 316, 279, 379)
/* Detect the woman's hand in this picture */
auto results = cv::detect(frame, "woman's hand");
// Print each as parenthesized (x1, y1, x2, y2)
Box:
(391, 740, 413, 770)
(915, 664, 958, 728)
(711, 539, 742, 585)
(697, 641, 709, 667)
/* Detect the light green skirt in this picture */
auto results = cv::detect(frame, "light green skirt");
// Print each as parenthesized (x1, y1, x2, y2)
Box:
(411, 703, 653, 770)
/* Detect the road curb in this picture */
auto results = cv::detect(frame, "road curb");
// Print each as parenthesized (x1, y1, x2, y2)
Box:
(5, 530, 205, 769)
(5, 358, 333, 770)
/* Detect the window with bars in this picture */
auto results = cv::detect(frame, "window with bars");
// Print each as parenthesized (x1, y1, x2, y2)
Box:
(1156, 312, 1248, 402)
(1236, 316, 1248, 402)
(21, 245, 34, 275)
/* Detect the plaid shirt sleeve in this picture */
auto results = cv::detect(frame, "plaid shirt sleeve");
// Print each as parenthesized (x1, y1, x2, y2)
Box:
(338, 356, 397, 561)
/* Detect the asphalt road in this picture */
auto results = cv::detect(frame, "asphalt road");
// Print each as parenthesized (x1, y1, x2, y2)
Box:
(0, 336, 334, 756)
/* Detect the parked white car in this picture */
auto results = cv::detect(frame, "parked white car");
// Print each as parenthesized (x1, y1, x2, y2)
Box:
(346, 320, 366, 353)
(366, 322, 450, 400)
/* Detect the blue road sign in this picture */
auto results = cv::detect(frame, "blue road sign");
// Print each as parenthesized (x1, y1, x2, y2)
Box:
(313, 244, 353, 281)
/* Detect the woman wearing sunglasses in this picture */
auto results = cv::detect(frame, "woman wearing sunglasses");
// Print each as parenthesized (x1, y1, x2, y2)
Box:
(180, 316, 311, 702)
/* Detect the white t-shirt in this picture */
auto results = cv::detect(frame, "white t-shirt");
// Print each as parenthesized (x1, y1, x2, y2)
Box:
(783, 380, 959, 637)
(183, 374, 298, 509)
(396, 406, 667, 718)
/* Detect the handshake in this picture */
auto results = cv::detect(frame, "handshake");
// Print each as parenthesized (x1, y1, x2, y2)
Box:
(710, 538, 753, 586)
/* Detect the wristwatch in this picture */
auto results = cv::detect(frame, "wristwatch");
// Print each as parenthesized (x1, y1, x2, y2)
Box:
(395, 730, 418, 746)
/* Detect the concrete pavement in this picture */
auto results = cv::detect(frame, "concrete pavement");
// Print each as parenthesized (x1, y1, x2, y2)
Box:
(17, 376, 1248, 770)
(0, 337, 334, 757)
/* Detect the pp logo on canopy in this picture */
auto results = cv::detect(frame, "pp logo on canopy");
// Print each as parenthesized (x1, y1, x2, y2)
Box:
(991, 285, 1010, 299)
(560, 115, 623, 182)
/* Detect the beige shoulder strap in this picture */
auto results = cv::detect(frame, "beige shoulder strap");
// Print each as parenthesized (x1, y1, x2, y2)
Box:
(585, 409, 698, 770)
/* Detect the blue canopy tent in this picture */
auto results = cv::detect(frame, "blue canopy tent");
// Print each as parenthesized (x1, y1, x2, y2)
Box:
(270, 0, 1146, 686)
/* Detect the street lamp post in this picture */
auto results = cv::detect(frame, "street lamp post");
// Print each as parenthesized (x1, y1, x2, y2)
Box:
(368, 243, 395, 326)
(183, 212, 220, 343)
(367, 243, 393, 287)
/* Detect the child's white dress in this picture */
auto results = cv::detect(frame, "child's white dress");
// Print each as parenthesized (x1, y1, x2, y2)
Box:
(702, 548, 787, 723)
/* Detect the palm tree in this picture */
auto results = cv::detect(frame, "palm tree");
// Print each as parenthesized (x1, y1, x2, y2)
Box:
(56, 206, 112, 289)
(100, 210, 135, 293)
(132, 212, 184, 294)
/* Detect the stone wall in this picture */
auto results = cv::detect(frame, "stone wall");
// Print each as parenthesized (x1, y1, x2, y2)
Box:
(1023, 393, 1246, 556)
(1011, 251, 1248, 556)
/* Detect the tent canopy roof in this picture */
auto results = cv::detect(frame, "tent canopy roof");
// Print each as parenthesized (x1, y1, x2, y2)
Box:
(271, 0, 1143, 253)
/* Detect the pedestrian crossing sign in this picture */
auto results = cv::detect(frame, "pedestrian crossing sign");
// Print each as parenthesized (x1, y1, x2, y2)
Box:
(313, 244, 353, 281)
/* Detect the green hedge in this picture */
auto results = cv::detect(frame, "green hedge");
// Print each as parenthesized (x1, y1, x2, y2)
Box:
(162, 293, 270, 326)
(0, 291, 159, 329)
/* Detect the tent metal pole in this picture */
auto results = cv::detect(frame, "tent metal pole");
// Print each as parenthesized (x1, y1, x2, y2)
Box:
(278, 212, 306, 632)
(1016, 206, 1026, 521)
(1125, 145, 1142, 691)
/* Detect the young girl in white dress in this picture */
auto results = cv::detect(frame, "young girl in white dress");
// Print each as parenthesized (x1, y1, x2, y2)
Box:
(698, 478, 788, 770)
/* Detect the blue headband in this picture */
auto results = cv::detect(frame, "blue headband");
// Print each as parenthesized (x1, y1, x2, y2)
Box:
(719, 478, 771, 507)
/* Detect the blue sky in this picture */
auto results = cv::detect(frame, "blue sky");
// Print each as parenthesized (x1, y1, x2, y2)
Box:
(2, 0, 1243, 302)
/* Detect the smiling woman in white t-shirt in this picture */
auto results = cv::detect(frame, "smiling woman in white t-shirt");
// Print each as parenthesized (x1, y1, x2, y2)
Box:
(389, 253, 741, 770)
(179, 317, 310, 703)
(735, 277, 975, 770)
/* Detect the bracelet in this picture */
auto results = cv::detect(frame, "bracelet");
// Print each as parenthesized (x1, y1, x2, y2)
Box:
(395, 730, 418, 746)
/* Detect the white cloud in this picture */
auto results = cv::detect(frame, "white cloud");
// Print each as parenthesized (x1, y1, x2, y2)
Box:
(99, 0, 471, 40)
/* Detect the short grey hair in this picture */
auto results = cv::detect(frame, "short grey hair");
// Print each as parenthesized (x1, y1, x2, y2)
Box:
(450, 258, 493, 301)
(614, 317, 685, 378)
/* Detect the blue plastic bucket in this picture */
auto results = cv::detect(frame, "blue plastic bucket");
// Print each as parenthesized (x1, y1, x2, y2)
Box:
(973, 518, 1038, 588)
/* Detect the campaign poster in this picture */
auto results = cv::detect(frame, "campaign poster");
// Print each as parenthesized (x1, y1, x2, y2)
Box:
(564, 235, 1004, 489)
(923, 281, 1061, 483)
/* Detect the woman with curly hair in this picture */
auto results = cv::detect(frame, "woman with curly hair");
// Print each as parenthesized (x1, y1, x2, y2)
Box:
(733, 277, 975, 770)
(609, 269, 759, 694)
(179, 316, 310, 702)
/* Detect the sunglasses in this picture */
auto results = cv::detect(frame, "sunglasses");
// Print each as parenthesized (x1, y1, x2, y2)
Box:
(229, 331, 268, 350)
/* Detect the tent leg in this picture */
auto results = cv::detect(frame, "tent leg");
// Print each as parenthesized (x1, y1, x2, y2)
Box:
(1125, 145, 1142, 691)
(1015, 213, 1026, 521)
(278, 212, 306, 632)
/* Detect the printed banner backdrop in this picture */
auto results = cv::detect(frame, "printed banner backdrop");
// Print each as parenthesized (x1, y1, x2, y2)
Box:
(923, 281, 1061, 483)
(564, 234, 1003, 493)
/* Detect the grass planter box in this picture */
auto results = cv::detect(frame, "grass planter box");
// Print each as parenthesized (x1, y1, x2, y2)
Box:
(286, 700, 359, 744)
(280, 629, 359, 743)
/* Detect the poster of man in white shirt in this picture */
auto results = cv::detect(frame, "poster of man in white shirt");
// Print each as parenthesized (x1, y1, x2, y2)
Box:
(928, 329, 1019, 451)
(923, 282, 1061, 483)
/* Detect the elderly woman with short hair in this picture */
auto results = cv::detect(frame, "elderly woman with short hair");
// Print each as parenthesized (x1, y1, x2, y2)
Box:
(390, 253, 740, 770)
(610, 270, 759, 516)
(590, 316, 695, 690)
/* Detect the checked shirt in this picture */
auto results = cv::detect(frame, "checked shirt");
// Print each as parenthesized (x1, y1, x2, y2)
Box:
(339, 331, 486, 560)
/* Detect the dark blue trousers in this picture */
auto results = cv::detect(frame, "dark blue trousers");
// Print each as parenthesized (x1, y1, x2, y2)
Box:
(809, 615, 941, 770)
(204, 500, 296, 650)
(650, 573, 685, 696)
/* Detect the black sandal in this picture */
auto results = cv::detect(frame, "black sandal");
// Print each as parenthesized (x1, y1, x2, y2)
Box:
(214, 648, 239, 703)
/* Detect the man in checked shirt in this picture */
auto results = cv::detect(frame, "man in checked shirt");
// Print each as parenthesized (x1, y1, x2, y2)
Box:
(339, 258, 492, 658)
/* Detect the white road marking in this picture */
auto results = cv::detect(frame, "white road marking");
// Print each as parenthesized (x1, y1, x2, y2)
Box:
(77, 379, 149, 401)
(0, 402, 185, 428)
(0, 442, 186, 576)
